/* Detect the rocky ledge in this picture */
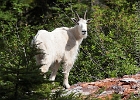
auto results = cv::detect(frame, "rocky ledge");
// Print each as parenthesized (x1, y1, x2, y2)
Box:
(65, 74, 140, 99)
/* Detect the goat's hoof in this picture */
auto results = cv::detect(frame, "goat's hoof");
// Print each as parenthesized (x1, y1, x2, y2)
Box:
(63, 84, 70, 89)
(49, 78, 55, 81)
(43, 75, 46, 78)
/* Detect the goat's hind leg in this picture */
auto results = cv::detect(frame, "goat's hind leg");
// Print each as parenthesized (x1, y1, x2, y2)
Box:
(39, 54, 52, 74)
(49, 62, 60, 81)
(39, 59, 52, 78)
(36, 42, 51, 74)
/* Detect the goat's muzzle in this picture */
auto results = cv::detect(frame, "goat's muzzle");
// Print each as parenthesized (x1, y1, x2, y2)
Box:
(82, 31, 87, 35)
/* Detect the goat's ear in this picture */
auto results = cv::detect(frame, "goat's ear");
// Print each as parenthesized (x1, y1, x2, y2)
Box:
(87, 18, 92, 24)
(71, 18, 78, 24)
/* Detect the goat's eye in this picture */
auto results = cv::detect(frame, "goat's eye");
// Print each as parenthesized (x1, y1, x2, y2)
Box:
(77, 23, 79, 25)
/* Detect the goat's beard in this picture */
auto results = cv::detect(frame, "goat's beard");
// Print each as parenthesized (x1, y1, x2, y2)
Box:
(82, 33, 87, 39)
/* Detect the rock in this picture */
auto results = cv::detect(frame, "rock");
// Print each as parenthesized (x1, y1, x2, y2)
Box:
(120, 78, 137, 83)
(64, 74, 140, 99)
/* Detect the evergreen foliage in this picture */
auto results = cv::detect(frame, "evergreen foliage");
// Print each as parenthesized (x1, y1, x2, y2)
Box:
(0, 0, 139, 99)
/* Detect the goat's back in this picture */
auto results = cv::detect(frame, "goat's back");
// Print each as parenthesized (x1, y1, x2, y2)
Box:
(33, 29, 70, 63)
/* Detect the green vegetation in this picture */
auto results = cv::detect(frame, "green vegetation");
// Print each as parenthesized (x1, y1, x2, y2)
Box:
(0, 0, 139, 99)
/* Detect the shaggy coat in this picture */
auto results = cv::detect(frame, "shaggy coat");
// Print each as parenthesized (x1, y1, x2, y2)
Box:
(32, 17, 89, 88)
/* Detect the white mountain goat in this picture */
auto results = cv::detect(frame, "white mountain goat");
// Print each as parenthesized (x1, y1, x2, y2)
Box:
(32, 11, 91, 88)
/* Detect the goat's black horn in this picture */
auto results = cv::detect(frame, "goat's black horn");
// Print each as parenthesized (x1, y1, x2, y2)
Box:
(75, 11, 80, 19)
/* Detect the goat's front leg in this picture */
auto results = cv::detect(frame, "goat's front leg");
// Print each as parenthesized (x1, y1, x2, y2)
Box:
(63, 63, 73, 89)
(63, 72, 70, 89)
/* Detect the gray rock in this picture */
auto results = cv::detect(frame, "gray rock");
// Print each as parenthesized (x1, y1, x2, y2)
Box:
(120, 78, 137, 83)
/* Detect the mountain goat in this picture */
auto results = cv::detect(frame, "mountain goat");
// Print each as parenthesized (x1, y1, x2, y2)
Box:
(32, 11, 91, 88)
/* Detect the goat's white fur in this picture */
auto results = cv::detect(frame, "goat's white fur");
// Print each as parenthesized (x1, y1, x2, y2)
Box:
(32, 17, 89, 89)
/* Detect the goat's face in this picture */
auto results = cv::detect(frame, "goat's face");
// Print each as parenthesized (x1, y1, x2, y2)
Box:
(71, 11, 91, 39)
(77, 18, 88, 38)
(71, 18, 91, 39)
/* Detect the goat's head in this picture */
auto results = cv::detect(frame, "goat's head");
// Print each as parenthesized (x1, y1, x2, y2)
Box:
(71, 10, 91, 38)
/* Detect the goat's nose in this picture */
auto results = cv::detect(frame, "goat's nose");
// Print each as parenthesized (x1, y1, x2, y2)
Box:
(82, 31, 87, 35)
